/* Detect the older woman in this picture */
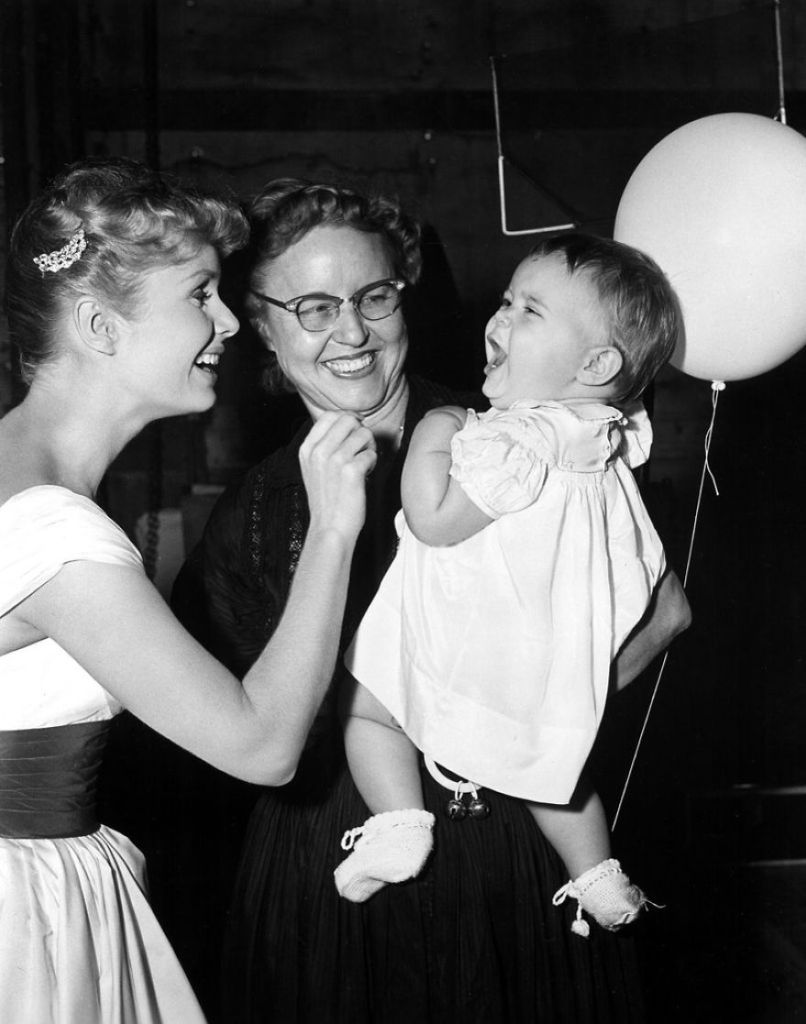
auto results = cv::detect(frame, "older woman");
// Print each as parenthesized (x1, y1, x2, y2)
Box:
(0, 161, 374, 1023)
(172, 178, 690, 1023)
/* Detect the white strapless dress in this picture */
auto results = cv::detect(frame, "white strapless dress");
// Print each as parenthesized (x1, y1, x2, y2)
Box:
(0, 486, 206, 1024)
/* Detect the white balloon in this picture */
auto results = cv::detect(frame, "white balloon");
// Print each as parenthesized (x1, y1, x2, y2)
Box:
(614, 113, 806, 381)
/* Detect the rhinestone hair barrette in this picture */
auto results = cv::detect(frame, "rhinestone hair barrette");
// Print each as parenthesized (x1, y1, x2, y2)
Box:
(33, 228, 87, 274)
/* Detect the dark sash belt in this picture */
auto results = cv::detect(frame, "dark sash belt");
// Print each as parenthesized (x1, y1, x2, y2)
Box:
(0, 720, 110, 838)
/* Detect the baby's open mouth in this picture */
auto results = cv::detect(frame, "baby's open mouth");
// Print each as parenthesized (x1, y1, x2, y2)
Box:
(485, 340, 505, 371)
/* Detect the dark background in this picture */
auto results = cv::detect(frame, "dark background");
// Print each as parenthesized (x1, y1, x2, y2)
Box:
(3, 2, 806, 1020)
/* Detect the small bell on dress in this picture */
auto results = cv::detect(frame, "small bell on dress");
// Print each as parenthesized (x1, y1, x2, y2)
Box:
(446, 798, 467, 820)
(467, 796, 490, 819)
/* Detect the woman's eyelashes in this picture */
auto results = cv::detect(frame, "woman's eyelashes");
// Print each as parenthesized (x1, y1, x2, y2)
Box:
(192, 282, 214, 306)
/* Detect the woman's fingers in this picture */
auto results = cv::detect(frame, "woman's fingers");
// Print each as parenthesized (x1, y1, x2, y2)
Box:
(302, 412, 376, 470)
(300, 413, 377, 539)
(304, 410, 362, 450)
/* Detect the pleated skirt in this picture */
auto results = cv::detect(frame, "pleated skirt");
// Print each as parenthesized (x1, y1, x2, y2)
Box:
(222, 761, 645, 1024)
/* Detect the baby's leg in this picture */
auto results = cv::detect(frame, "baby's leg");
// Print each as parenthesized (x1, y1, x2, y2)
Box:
(342, 679, 424, 813)
(527, 773, 610, 880)
(530, 774, 649, 936)
(334, 678, 434, 902)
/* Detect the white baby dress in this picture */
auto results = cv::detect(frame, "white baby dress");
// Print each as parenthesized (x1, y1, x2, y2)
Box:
(0, 486, 206, 1024)
(347, 401, 666, 804)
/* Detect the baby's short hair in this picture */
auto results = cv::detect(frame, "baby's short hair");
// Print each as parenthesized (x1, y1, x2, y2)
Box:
(528, 233, 681, 402)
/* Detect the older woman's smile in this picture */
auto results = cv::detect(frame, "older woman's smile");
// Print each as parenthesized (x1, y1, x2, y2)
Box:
(323, 351, 377, 376)
(256, 225, 409, 419)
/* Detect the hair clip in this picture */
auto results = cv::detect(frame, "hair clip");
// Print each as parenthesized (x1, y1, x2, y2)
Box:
(33, 228, 87, 275)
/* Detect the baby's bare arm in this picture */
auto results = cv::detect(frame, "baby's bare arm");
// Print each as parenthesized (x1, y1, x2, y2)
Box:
(401, 407, 492, 546)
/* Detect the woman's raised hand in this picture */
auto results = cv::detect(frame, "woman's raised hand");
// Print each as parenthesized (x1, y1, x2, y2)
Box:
(299, 412, 377, 542)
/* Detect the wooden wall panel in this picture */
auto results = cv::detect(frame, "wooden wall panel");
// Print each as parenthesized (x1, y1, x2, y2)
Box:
(81, 0, 804, 95)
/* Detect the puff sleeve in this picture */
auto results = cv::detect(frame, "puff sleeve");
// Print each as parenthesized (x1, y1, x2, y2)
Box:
(448, 408, 552, 518)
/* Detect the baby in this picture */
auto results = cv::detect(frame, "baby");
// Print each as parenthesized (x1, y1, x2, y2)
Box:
(339, 233, 681, 935)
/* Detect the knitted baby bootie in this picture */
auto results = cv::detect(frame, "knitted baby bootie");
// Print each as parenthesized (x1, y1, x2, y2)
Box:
(552, 858, 652, 938)
(334, 809, 435, 903)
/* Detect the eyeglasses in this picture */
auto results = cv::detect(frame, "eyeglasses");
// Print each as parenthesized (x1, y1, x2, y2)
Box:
(250, 278, 405, 332)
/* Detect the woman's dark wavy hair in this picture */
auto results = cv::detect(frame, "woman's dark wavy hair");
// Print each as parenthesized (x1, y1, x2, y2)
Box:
(6, 156, 249, 384)
(244, 178, 422, 394)
(528, 233, 682, 403)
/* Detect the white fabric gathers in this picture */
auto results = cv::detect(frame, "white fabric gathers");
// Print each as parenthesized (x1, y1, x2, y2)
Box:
(346, 401, 666, 805)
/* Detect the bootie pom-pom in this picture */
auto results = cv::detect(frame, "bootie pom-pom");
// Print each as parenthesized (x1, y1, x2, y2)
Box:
(553, 858, 654, 937)
(571, 917, 591, 938)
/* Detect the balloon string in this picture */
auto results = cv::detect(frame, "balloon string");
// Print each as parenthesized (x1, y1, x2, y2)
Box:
(773, 0, 787, 125)
(613, 381, 724, 830)
(612, 651, 671, 831)
(683, 380, 724, 586)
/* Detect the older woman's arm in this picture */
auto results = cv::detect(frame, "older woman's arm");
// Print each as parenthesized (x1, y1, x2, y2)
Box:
(610, 568, 691, 692)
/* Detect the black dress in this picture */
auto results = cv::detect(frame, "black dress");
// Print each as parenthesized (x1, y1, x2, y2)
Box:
(171, 375, 645, 1024)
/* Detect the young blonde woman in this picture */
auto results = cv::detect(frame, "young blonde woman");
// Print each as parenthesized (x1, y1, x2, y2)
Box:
(0, 158, 374, 1024)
